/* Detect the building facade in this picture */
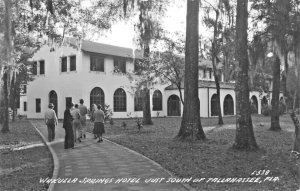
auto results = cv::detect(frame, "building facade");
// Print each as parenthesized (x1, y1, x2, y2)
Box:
(20, 39, 275, 119)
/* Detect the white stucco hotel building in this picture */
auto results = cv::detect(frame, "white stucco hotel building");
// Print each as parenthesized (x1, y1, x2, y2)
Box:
(19, 39, 270, 119)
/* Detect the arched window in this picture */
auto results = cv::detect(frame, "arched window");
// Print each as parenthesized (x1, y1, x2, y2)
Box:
(167, 95, 181, 116)
(152, 90, 162, 111)
(251, 95, 258, 114)
(224, 94, 234, 115)
(114, 88, 126, 112)
(90, 87, 105, 108)
(261, 96, 268, 107)
(49, 90, 58, 115)
(134, 91, 143, 111)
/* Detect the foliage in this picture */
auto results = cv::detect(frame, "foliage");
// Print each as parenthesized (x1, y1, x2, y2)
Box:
(201, 0, 237, 83)
(109, 118, 114, 125)
(250, 72, 270, 92)
(250, 103, 258, 114)
(143, 34, 185, 104)
(103, 104, 113, 121)
(136, 118, 143, 131)
(156, 111, 160, 117)
(122, 0, 169, 125)
(262, 104, 271, 116)
(122, 0, 168, 48)
(261, 103, 285, 116)
(287, 65, 300, 109)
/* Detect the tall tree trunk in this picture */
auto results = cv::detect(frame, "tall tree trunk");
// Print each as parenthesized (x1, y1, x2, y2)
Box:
(142, 45, 152, 125)
(270, 55, 281, 131)
(233, 0, 258, 150)
(1, 0, 13, 133)
(290, 112, 300, 153)
(212, 10, 223, 125)
(283, 51, 288, 112)
(1, 71, 9, 133)
(212, 56, 223, 125)
(177, 0, 205, 140)
(11, 72, 16, 122)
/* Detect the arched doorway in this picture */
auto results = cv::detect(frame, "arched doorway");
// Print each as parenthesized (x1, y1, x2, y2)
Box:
(49, 90, 58, 115)
(251, 95, 258, 114)
(211, 94, 218, 116)
(224, 94, 234, 115)
(261, 96, 268, 114)
(90, 87, 105, 109)
(167, 95, 181, 116)
(261, 96, 268, 107)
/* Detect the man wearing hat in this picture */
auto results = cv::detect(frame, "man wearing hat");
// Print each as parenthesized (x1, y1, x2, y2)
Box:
(44, 103, 58, 142)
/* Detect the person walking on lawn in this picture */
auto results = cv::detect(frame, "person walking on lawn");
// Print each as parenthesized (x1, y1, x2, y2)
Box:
(93, 105, 105, 143)
(78, 99, 88, 139)
(44, 103, 58, 142)
(71, 104, 82, 143)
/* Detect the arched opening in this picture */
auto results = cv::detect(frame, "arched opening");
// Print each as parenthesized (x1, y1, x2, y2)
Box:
(251, 95, 258, 114)
(261, 96, 268, 107)
(90, 87, 105, 109)
(49, 90, 58, 115)
(261, 96, 268, 114)
(167, 95, 181, 116)
(211, 94, 218, 116)
(224, 94, 234, 115)
(152, 90, 162, 111)
(113, 88, 126, 112)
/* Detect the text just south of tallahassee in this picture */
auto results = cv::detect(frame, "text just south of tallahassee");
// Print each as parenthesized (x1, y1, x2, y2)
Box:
(40, 176, 280, 184)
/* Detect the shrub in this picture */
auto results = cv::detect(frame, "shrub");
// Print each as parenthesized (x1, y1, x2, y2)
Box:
(250, 104, 258, 114)
(262, 105, 272, 116)
(262, 104, 285, 116)
(279, 102, 286, 115)
(109, 118, 114, 125)
(136, 118, 143, 131)
(156, 111, 160, 117)
(103, 104, 113, 121)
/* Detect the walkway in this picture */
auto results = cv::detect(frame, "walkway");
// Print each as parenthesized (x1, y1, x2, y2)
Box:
(31, 120, 191, 191)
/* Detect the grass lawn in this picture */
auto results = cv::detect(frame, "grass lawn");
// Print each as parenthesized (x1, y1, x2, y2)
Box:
(0, 120, 53, 191)
(87, 114, 299, 191)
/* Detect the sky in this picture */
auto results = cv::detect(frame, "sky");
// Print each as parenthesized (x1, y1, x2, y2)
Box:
(81, 0, 224, 50)
(93, 1, 187, 49)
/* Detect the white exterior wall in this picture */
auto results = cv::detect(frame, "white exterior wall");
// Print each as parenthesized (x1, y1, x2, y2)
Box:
(17, 95, 27, 115)
(250, 91, 261, 114)
(207, 88, 236, 117)
(25, 44, 266, 119)
(26, 45, 169, 119)
(27, 45, 83, 118)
